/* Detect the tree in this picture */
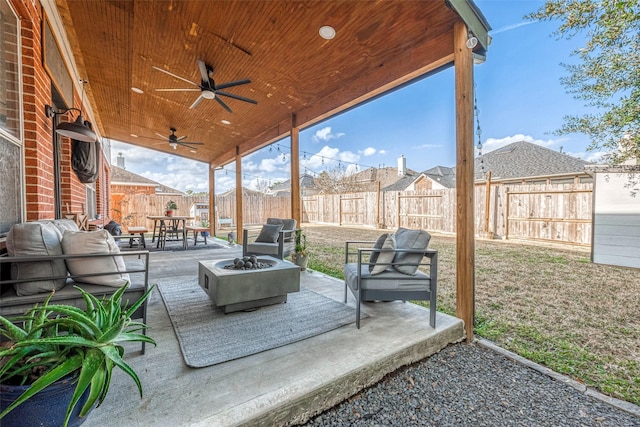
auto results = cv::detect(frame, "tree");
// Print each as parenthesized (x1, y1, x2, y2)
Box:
(528, 0, 640, 164)
(314, 166, 368, 194)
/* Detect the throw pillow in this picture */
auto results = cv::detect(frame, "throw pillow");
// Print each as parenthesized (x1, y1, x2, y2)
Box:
(6, 222, 67, 296)
(393, 227, 431, 275)
(255, 223, 283, 243)
(61, 229, 130, 287)
(369, 233, 396, 275)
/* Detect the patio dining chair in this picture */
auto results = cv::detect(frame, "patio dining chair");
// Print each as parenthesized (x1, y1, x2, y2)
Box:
(344, 228, 437, 329)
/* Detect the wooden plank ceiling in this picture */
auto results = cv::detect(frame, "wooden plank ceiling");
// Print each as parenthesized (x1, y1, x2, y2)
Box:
(55, 0, 476, 167)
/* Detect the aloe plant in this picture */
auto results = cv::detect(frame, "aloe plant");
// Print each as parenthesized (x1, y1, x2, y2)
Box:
(0, 283, 155, 427)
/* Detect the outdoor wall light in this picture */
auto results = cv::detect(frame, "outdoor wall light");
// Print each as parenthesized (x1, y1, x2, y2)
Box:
(45, 105, 97, 142)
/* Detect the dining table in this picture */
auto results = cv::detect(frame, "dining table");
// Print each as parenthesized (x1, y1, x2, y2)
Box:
(147, 215, 194, 250)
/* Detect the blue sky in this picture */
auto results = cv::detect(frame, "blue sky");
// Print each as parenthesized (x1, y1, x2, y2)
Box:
(111, 0, 602, 194)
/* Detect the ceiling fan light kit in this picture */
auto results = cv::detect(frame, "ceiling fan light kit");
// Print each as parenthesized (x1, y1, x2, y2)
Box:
(154, 127, 204, 151)
(153, 59, 257, 113)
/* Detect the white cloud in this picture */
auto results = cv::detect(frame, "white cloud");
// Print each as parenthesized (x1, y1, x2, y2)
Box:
(302, 145, 360, 171)
(566, 150, 607, 163)
(483, 134, 563, 152)
(490, 21, 536, 36)
(312, 126, 345, 143)
(414, 143, 443, 149)
(379, 149, 387, 155)
(361, 147, 376, 156)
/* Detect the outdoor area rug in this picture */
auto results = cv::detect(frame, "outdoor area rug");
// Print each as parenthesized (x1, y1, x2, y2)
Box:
(157, 277, 361, 368)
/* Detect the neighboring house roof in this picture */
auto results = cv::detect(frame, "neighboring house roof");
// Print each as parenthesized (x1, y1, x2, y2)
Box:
(474, 141, 592, 181)
(353, 167, 418, 190)
(269, 174, 317, 194)
(110, 165, 184, 195)
(381, 174, 420, 191)
(423, 166, 457, 188)
(381, 166, 455, 191)
(110, 165, 158, 186)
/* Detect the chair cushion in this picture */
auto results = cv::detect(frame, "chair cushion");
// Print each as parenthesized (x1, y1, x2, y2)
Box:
(393, 228, 431, 275)
(345, 263, 431, 291)
(61, 229, 130, 287)
(6, 222, 67, 296)
(369, 233, 396, 275)
(255, 224, 283, 243)
(266, 218, 297, 241)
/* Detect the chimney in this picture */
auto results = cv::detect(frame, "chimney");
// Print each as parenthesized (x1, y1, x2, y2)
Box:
(116, 152, 126, 169)
(397, 155, 406, 176)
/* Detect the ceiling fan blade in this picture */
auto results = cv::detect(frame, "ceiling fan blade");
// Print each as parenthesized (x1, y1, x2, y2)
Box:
(176, 135, 188, 141)
(215, 90, 258, 104)
(189, 95, 205, 110)
(214, 96, 233, 113)
(152, 65, 199, 87)
(178, 141, 204, 147)
(215, 79, 251, 90)
(154, 132, 166, 139)
(155, 88, 201, 92)
(197, 60, 210, 83)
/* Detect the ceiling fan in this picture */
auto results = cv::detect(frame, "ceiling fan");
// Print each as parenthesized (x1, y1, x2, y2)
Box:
(153, 59, 257, 112)
(154, 128, 204, 151)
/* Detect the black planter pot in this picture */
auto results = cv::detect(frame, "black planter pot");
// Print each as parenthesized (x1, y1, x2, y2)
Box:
(0, 376, 92, 427)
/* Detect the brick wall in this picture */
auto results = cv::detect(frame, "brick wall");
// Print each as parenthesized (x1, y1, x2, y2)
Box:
(12, 0, 110, 222)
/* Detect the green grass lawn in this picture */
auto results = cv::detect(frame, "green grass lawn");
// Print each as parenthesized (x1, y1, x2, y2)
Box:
(300, 225, 640, 406)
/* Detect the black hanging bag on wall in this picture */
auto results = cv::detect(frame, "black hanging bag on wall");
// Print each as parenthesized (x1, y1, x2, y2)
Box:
(71, 139, 100, 183)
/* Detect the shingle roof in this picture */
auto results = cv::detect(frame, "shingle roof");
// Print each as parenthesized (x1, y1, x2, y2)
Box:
(353, 167, 418, 191)
(474, 141, 591, 181)
(381, 174, 419, 191)
(110, 165, 157, 185)
(423, 166, 456, 188)
(110, 165, 184, 195)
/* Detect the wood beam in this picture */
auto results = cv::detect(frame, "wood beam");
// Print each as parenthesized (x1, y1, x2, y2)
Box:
(209, 164, 215, 236)
(235, 146, 243, 243)
(291, 114, 301, 226)
(454, 21, 475, 342)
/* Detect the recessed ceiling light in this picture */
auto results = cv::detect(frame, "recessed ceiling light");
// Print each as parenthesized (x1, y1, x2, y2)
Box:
(319, 26, 336, 40)
(131, 87, 144, 94)
(221, 120, 231, 125)
(130, 133, 138, 138)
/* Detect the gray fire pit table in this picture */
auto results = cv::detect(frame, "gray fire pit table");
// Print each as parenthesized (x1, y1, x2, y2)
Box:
(198, 256, 300, 313)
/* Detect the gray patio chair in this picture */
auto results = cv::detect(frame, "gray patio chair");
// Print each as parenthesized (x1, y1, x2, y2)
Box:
(243, 218, 297, 259)
(344, 228, 437, 329)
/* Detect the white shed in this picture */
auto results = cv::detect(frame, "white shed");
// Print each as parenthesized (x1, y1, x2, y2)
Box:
(189, 202, 209, 225)
(590, 165, 640, 268)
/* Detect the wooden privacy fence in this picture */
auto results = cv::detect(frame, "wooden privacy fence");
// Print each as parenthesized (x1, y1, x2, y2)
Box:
(111, 193, 291, 231)
(112, 183, 593, 245)
(303, 183, 593, 245)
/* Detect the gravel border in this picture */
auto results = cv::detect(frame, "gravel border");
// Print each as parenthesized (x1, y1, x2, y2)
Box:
(303, 340, 640, 426)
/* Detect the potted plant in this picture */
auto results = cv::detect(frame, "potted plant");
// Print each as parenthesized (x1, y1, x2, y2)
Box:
(200, 219, 210, 237)
(165, 200, 178, 217)
(291, 229, 309, 271)
(0, 284, 155, 427)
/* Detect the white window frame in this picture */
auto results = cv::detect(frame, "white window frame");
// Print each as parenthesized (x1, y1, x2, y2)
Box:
(0, 0, 24, 235)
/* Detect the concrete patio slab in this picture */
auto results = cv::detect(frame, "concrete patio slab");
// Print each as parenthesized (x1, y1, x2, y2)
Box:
(83, 240, 464, 426)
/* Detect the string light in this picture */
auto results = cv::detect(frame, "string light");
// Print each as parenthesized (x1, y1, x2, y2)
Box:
(474, 85, 485, 177)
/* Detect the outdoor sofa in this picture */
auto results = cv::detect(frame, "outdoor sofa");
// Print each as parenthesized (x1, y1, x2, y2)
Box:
(0, 219, 150, 353)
